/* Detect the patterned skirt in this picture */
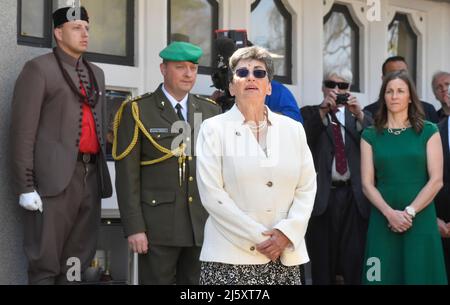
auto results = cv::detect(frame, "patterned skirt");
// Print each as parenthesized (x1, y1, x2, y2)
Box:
(199, 260, 302, 285)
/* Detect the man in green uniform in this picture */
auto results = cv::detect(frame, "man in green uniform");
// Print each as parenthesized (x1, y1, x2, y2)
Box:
(114, 41, 221, 284)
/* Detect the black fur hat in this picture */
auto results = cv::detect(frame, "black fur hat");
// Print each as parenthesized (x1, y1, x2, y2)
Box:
(53, 6, 89, 28)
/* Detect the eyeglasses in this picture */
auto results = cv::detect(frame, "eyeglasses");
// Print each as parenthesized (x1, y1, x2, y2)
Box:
(235, 68, 267, 79)
(323, 80, 350, 90)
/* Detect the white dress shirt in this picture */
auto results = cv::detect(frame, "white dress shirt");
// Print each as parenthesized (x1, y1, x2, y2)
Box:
(162, 84, 188, 120)
(196, 105, 317, 266)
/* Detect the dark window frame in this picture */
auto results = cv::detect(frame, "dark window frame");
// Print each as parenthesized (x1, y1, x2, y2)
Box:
(251, 0, 293, 84)
(17, 0, 53, 48)
(323, 4, 361, 92)
(105, 89, 132, 162)
(388, 13, 418, 84)
(167, 0, 219, 75)
(17, 0, 135, 66)
(84, 0, 135, 66)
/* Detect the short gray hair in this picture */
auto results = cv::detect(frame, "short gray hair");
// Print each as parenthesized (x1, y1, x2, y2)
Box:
(431, 70, 450, 95)
(229, 46, 274, 82)
(323, 67, 353, 84)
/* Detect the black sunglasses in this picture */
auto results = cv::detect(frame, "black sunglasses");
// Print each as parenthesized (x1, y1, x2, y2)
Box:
(235, 68, 267, 79)
(323, 80, 350, 90)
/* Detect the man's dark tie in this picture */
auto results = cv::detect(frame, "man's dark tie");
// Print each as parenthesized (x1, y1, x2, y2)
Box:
(331, 110, 348, 175)
(175, 103, 185, 121)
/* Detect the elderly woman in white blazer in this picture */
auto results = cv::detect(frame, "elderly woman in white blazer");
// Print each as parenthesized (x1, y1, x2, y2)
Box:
(196, 46, 317, 285)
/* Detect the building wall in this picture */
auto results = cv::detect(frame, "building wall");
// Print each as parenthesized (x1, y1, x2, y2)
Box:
(97, 0, 450, 109)
(0, 0, 50, 284)
(0, 0, 449, 284)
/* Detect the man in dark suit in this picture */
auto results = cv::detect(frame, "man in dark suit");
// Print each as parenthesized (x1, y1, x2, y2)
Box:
(10, 6, 112, 284)
(431, 71, 450, 122)
(364, 56, 439, 123)
(114, 42, 221, 284)
(302, 69, 372, 285)
(436, 117, 450, 281)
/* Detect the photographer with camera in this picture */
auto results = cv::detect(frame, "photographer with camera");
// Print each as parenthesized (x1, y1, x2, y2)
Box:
(301, 69, 372, 285)
(318, 81, 364, 123)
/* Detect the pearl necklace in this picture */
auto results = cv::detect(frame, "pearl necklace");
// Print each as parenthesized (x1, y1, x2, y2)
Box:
(245, 110, 269, 143)
(247, 120, 268, 130)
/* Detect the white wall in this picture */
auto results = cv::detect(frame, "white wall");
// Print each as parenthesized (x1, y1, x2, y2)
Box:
(97, 0, 450, 211)
(95, 0, 450, 109)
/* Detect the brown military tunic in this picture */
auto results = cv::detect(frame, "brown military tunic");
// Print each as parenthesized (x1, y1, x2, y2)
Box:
(10, 47, 112, 284)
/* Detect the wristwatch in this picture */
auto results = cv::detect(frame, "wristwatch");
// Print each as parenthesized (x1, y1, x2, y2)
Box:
(405, 206, 416, 218)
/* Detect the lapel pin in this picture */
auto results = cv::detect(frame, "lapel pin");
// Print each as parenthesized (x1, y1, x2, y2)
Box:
(161, 101, 165, 107)
(235, 131, 241, 136)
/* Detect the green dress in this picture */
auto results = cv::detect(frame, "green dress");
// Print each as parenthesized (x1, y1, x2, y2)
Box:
(362, 122, 447, 285)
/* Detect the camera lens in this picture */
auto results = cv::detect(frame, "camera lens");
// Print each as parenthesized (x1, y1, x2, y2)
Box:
(336, 93, 349, 105)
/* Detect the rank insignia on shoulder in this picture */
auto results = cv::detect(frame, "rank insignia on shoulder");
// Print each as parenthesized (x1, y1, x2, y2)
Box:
(131, 92, 153, 102)
(195, 94, 217, 105)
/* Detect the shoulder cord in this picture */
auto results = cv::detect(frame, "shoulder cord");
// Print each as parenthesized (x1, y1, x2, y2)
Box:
(112, 100, 186, 167)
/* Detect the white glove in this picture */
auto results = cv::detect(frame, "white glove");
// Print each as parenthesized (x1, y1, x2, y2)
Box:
(19, 190, 43, 213)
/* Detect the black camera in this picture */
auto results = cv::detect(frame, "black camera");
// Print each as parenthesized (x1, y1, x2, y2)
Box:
(211, 30, 249, 112)
(336, 93, 350, 105)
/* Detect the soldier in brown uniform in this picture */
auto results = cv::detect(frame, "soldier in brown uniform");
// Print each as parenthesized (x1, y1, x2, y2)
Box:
(114, 41, 221, 284)
(10, 6, 112, 284)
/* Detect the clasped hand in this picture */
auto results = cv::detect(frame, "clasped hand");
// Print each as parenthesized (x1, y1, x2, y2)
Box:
(387, 210, 413, 233)
(256, 229, 291, 262)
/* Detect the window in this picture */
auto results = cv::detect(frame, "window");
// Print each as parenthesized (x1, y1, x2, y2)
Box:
(388, 13, 417, 83)
(82, 0, 135, 66)
(105, 89, 132, 161)
(17, 0, 135, 66)
(17, 0, 53, 47)
(168, 0, 219, 74)
(250, 0, 292, 84)
(323, 4, 360, 92)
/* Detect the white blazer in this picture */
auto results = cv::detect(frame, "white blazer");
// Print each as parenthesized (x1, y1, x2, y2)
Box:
(196, 105, 317, 266)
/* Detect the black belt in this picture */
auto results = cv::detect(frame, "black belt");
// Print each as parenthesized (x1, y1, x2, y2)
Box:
(331, 180, 351, 187)
(77, 153, 97, 164)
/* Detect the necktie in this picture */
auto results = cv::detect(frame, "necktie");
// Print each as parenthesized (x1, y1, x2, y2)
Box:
(175, 103, 185, 121)
(331, 110, 348, 175)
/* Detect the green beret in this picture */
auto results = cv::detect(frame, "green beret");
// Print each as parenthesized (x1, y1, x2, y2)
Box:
(159, 41, 203, 64)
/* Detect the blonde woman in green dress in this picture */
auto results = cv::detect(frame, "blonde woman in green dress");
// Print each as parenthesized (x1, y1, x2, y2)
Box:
(360, 70, 447, 284)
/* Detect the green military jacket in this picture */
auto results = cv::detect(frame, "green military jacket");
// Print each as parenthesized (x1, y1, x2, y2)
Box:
(114, 85, 221, 247)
